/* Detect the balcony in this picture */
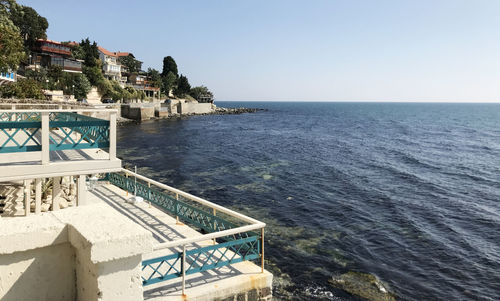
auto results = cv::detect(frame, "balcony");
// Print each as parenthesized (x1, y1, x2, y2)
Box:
(0, 72, 16, 85)
(0, 108, 119, 182)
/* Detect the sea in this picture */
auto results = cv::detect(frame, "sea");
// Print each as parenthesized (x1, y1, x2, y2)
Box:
(116, 102, 500, 300)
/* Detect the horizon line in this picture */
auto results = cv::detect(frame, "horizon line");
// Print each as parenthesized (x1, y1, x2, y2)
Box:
(215, 100, 500, 103)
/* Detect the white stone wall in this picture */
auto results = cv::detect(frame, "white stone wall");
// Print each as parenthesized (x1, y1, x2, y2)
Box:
(0, 243, 75, 301)
(179, 102, 213, 114)
(0, 204, 153, 301)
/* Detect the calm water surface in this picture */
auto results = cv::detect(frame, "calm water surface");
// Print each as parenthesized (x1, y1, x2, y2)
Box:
(117, 102, 500, 300)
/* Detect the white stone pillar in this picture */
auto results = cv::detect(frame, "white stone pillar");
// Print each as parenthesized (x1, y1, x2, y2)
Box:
(109, 111, 117, 160)
(35, 178, 42, 214)
(52, 177, 61, 211)
(41, 112, 50, 164)
(24, 180, 31, 216)
(77, 175, 86, 206)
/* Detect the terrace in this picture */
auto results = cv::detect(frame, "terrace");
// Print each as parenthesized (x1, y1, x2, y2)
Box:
(0, 107, 271, 300)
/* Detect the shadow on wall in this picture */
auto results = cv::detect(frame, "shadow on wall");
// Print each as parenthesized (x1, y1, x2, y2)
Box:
(0, 240, 76, 301)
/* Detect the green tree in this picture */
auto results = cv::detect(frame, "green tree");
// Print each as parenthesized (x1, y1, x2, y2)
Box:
(72, 73, 91, 100)
(47, 65, 63, 83)
(189, 86, 214, 103)
(69, 43, 85, 60)
(83, 62, 105, 87)
(147, 68, 162, 88)
(174, 74, 191, 98)
(0, 1, 25, 73)
(0, 78, 44, 99)
(119, 55, 142, 74)
(9, 4, 48, 51)
(162, 71, 177, 97)
(162, 56, 178, 77)
(79, 38, 99, 67)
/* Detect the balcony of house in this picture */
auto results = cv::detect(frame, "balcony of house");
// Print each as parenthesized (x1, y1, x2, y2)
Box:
(103, 63, 121, 75)
(0, 108, 119, 182)
(37, 41, 72, 56)
(0, 72, 16, 85)
(50, 57, 83, 73)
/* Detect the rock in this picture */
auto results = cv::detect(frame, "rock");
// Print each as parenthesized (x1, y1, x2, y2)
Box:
(329, 271, 396, 301)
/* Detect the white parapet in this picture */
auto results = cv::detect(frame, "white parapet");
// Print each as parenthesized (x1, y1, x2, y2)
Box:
(0, 203, 153, 301)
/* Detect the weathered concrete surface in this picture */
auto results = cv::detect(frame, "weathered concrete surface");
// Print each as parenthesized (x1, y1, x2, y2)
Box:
(0, 203, 154, 301)
(121, 103, 155, 121)
(0, 243, 76, 301)
(0, 214, 73, 301)
(89, 184, 273, 301)
(179, 102, 213, 114)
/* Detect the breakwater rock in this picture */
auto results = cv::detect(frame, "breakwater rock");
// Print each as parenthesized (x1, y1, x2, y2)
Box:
(214, 107, 265, 115)
(329, 271, 396, 301)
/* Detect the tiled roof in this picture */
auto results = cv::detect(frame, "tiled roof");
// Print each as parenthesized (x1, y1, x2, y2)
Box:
(98, 46, 117, 57)
(115, 52, 133, 57)
(36, 39, 63, 46)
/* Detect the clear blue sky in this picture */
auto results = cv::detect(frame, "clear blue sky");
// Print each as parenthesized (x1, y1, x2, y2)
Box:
(19, 0, 500, 102)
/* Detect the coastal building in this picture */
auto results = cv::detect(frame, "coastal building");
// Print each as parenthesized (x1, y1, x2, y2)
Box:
(29, 39, 83, 73)
(98, 46, 124, 84)
(0, 103, 272, 300)
(127, 74, 160, 98)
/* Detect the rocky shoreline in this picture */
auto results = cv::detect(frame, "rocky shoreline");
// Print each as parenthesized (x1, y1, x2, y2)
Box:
(118, 106, 265, 125)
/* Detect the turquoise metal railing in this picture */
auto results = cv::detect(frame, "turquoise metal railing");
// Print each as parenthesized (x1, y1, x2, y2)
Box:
(142, 236, 260, 286)
(107, 172, 246, 234)
(49, 112, 109, 151)
(106, 172, 262, 286)
(0, 111, 110, 153)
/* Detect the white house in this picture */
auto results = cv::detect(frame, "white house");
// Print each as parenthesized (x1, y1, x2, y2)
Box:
(98, 46, 122, 82)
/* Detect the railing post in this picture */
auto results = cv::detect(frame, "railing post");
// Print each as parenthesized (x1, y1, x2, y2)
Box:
(125, 173, 129, 196)
(175, 193, 180, 225)
(261, 228, 265, 273)
(77, 175, 86, 206)
(148, 182, 151, 207)
(109, 111, 117, 160)
(24, 180, 31, 216)
(52, 176, 61, 211)
(41, 111, 50, 164)
(35, 178, 42, 214)
(182, 244, 186, 296)
(213, 208, 217, 245)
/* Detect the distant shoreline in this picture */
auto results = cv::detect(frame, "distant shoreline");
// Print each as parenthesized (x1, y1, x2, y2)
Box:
(118, 106, 266, 124)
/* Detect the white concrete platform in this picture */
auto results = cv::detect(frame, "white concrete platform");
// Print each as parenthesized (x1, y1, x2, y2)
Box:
(88, 183, 272, 301)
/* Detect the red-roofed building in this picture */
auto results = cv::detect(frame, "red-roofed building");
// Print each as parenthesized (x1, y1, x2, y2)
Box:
(98, 46, 123, 83)
(29, 39, 83, 73)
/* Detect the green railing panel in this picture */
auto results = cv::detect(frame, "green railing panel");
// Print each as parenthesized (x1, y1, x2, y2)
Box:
(141, 236, 260, 286)
(0, 122, 42, 153)
(0, 112, 110, 153)
(142, 253, 182, 285)
(106, 172, 243, 234)
(0, 112, 41, 122)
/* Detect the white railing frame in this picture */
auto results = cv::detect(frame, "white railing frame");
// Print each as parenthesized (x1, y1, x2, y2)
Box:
(119, 168, 267, 287)
(119, 168, 266, 251)
(0, 109, 118, 163)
